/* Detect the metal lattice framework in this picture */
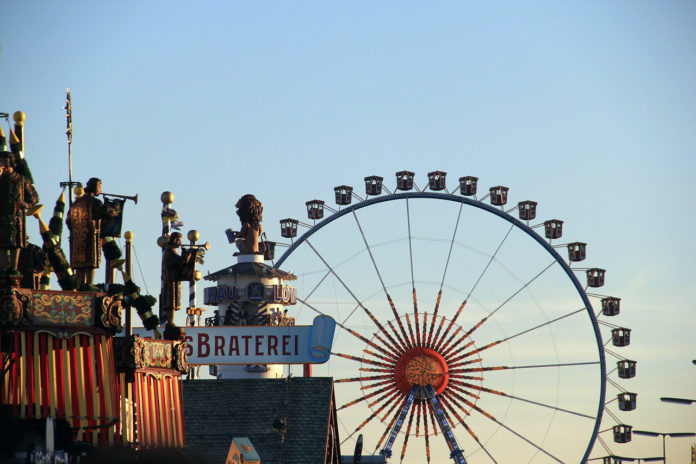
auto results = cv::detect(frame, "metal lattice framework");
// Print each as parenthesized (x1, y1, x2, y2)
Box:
(274, 172, 634, 463)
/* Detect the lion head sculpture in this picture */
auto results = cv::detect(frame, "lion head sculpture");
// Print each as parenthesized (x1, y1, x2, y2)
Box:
(236, 194, 263, 230)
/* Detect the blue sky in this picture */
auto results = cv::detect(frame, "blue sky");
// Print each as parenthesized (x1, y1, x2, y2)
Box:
(1, 1, 695, 462)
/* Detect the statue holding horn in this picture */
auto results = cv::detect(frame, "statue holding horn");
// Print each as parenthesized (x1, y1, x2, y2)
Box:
(66, 177, 121, 286)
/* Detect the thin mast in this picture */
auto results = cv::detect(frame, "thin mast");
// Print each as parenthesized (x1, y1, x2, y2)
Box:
(64, 89, 73, 207)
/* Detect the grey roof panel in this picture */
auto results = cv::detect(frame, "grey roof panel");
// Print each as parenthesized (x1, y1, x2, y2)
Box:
(182, 377, 333, 464)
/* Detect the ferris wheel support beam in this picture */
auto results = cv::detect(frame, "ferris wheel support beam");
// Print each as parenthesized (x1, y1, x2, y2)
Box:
(276, 191, 607, 464)
(380, 385, 419, 459)
(424, 385, 468, 464)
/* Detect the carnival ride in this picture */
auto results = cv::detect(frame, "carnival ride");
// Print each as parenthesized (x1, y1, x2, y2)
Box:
(273, 171, 636, 463)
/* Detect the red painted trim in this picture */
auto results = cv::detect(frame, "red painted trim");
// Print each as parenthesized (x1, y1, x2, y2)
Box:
(11, 332, 20, 415)
(160, 378, 170, 446)
(25, 332, 34, 419)
(54, 336, 65, 418)
(40, 333, 50, 417)
(68, 337, 81, 431)
(83, 336, 96, 443)
(135, 372, 145, 446)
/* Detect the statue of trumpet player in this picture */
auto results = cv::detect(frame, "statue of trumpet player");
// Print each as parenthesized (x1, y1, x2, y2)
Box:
(66, 177, 121, 286)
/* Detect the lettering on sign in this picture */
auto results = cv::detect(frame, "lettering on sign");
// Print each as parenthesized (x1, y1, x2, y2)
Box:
(204, 284, 297, 306)
(136, 315, 335, 365)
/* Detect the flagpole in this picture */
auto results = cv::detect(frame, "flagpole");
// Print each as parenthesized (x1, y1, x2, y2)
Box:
(64, 89, 73, 207)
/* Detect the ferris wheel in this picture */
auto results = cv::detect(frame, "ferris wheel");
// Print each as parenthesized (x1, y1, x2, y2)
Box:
(274, 171, 634, 464)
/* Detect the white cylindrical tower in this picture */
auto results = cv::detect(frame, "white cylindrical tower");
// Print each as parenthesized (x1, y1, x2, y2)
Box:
(203, 253, 297, 379)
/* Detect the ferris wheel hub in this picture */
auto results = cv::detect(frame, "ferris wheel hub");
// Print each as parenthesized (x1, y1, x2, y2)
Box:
(394, 346, 449, 396)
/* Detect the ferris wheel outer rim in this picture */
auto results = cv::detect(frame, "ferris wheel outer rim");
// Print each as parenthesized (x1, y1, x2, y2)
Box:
(275, 190, 607, 463)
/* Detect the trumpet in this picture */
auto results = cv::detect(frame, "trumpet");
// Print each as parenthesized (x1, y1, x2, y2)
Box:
(181, 241, 210, 251)
(102, 192, 138, 204)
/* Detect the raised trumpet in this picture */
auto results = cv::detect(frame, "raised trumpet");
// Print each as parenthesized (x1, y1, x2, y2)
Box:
(181, 241, 210, 251)
(102, 192, 138, 204)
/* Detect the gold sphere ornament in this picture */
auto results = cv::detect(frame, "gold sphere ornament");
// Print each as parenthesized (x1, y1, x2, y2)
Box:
(74, 185, 84, 197)
(13, 111, 26, 124)
(124, 231, 134, 242)
(187, 230, 199, 242)
(194, 270, 202, 281)
(156, 236, 169, 248)
(161, 191, 174, 205)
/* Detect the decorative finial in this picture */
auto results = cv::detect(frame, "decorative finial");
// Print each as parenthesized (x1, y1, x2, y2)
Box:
(13, 111, 25, 125)
(74, 185, 84, 197)
(187, 229, 199, 243)
(161, 191, 174, 205)
(124, 230, 134, 242)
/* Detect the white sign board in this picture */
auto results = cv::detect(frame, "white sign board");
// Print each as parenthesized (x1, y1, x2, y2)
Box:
(135, 315, 335, 365)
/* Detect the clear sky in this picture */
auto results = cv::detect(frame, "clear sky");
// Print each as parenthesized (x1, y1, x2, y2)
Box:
(1, 1, 695, 462)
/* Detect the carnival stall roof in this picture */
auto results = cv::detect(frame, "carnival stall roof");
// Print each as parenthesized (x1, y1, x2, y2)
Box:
(182, 377, 340, 464)
(203, 262, 297, 282)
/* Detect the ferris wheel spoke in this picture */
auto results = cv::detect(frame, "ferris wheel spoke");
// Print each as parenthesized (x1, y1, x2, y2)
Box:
(453, 380, 595, 420)
(300, 268, 333, 304)
(387, 320, 410, 352)
(405, 313, 418, 347)
(430, 315, 446, 351)
(351, 210, 412, 348)
(334, 374, 392, 384)
(442, 340, 476, 361)
(399, 403, 417, 463)
(426, 400, 438, 436)
(428, 203, 464, 347)
(438, 326, 464, 356)
(360, 378, 396, 391)
(359, 367, 393, 374)
(405, 198, 424, 347)
(442, 260, 558, 357)
(298, 297, 400, 360)
(412, 288, 421, 346)
(415, 400, 422, 437)
(374, 396, 409, 453)
(332, 352, 392, 369)
(458, 397, 566, 463)
(465, 224, 514, 303)
(440, 385, 480, 410)
(484, 259, 558, 321)
(422, 402, 432, 463)
(363, 348, 396, 364)
(450, 361, 600, 375)
(338, 383, 398, 411)
(494, 307, 586, 345)
(421, 312, 429, 346)
(427, 290, 442, 347)
(433, 300, 468, 352)
(459, 420, 499, 464)
(444, 383, 481, 402)
(439, 392, 473, 420)
(305, 239, 405, 355)
(447, 306, 587, 363)
(340, 389, 402, 445)
(448, 374, 484, 381)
